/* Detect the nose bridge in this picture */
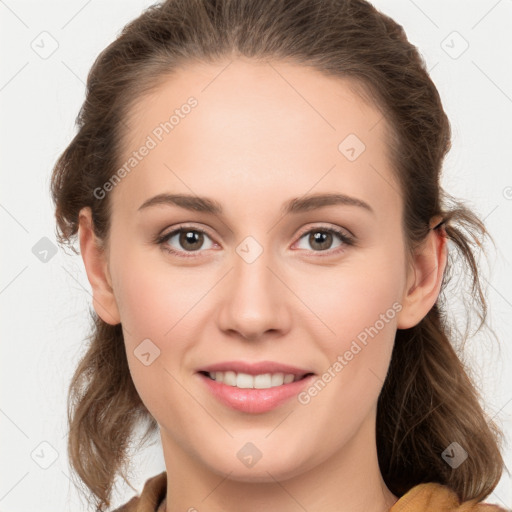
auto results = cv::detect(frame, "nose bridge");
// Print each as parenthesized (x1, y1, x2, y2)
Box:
(217, 239, 289, 339)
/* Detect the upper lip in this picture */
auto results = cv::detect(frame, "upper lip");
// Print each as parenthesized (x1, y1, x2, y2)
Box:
(198, 360, 315, 377)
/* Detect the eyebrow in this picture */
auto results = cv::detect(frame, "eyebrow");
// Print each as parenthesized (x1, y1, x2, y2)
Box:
(137, 192, 374, 216)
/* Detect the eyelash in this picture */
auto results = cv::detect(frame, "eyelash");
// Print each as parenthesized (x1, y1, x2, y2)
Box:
(154, 223, 355, 259)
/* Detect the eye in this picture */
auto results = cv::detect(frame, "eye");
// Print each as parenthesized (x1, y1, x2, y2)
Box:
(294, 226, 354, 255)
(156, 225, 216, 257)
(155, 224, 355, 259)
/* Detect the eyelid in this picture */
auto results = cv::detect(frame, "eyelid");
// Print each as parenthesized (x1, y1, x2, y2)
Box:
(155, 223, 217, 253)
(295, 223, 354, 241)
(156, 222, 355, 257)
(156, 223, 215, 240)
(291, 224, 355, 256)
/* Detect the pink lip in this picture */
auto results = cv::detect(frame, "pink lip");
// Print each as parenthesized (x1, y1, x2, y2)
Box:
(198, 360, 312, 376)
(196, 360, 315, 414)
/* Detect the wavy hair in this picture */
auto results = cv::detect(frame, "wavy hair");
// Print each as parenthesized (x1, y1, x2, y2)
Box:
(50, 0, 505, 509)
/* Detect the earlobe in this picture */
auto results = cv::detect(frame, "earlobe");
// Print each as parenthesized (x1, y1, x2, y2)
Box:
(396, 223, 448, 330)
(78, 207, 121, 325)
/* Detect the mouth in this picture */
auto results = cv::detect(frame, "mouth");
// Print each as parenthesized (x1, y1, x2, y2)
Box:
(196, 361, 316, 413)
(199, 370, 314, 389)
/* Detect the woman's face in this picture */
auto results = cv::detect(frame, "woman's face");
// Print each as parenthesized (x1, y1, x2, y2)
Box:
(100, 59, 415, 481)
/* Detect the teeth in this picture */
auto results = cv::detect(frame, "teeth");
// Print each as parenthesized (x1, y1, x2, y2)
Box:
(236, 372, 253, 389)
(208, 371, 300, 389)
(223, 371, 236, 386)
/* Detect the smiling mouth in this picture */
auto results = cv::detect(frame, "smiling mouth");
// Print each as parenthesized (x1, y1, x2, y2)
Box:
(199, 370, 314, 389)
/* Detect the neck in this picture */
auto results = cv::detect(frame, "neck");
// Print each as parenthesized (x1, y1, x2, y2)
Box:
(158, 410, 398, 512)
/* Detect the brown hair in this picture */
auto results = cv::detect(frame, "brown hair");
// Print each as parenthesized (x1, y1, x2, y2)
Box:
(50, 0, 506, 510)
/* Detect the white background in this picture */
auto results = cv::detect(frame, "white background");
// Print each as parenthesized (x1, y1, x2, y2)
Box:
(0, 1, 511, 510)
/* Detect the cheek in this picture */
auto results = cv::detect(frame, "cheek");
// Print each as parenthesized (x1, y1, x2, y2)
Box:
(294, 249, 403, 411)
(110, 233, 404, 430)
(111, 246, 206, 345)
(300, 248, 405, 350)
(109, 245, 226, 419)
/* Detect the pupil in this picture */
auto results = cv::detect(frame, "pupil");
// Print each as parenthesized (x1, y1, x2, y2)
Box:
(181, 230, 203, 251)
(311, 231, 331, 250)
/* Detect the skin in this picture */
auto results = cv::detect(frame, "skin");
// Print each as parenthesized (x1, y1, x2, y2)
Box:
(78, 58, 447, 512)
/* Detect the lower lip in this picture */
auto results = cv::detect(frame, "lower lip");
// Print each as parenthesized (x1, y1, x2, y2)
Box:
(198, 373, 315, 414)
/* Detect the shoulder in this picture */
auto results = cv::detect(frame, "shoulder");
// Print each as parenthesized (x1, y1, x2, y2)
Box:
(111, 472, 167, 512)
(390, 482, 509, 512)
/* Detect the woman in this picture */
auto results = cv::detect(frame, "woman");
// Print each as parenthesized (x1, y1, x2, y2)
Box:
(50, 0, 507, 510)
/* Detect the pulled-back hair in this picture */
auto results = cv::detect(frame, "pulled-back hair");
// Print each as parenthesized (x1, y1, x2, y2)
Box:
(50, 0, 505, 510)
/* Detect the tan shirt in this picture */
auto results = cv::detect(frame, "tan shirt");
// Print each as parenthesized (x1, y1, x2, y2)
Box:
(112, 472, 508, 512)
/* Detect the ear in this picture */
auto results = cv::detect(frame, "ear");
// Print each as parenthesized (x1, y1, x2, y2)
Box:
(396, 220, 448, 329)
(78, 207, 121, 325)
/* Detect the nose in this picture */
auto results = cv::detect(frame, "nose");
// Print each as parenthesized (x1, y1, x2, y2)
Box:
(216, 248, 292, 342)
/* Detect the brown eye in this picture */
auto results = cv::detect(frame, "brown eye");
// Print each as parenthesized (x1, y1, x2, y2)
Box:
(158, 227, 215, 256)
(308, 231, 334, 251)
(178, 230, 205, 251)
(295, 227, 354, 254)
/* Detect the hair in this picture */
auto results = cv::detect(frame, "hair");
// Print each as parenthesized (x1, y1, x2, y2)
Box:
(50, 0, 506, 510)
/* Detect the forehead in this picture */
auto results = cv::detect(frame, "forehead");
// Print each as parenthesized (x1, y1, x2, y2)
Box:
(112, 58, 400, 220)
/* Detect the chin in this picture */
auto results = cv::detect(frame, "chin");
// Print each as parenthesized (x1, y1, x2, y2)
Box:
(199, 443, 316, 483)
